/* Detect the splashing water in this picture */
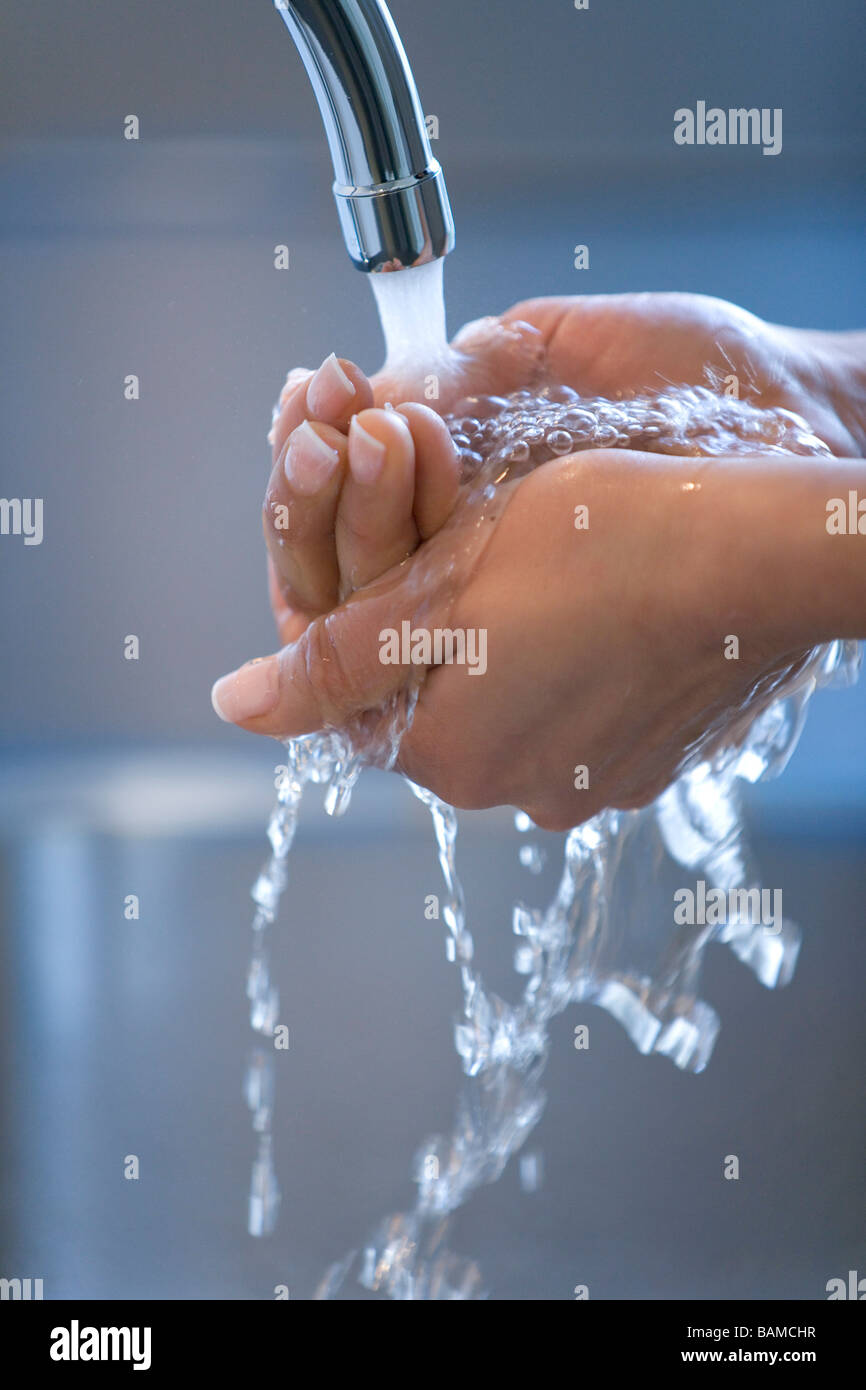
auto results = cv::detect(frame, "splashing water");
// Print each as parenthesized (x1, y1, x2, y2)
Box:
(243, 694, 417, 1237)
(445, 381, 833, 477)
(241, 263, 861, 1295)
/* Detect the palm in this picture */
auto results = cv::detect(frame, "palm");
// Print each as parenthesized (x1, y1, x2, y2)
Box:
(369, 313, 548, 414)
(372, 290, 855, 455)
(500, 292, 855, 454)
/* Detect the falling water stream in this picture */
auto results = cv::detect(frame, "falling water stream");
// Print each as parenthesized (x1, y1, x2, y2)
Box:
(241, 264, 861, 1298)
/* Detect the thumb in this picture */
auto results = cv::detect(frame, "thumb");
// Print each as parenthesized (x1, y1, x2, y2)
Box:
(211, 579, 427, 740)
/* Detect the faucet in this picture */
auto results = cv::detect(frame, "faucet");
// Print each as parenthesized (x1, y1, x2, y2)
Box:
(273, 0, 455, 273)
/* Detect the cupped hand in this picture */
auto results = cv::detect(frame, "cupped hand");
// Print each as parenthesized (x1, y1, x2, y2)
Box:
(215, 442, 810, 830)
(212, 290, 853, 828)
(501, 291, 860, 456)
(261, 314, 547, 642)
(262, 291, 855, 642)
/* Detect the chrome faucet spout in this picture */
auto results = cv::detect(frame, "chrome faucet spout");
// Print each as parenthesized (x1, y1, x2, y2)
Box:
(274, 0, 455, 273)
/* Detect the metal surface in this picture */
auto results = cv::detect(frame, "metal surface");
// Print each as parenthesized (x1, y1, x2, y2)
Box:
(274, 0, 454, 271)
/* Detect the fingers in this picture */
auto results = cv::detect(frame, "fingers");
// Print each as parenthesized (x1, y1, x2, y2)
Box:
(332, 402, 460, 596)
(267, 557, 315, 646)
(269, 353, 374, 462)
(264, 419, 348, 614)
(265, 384, 463, 625)
(395, 402, 461, 538)
(211, 583, 422, 738)
(265, 353, 375, 619)
(336, 408, 419, 596)
(264, 353, 464, 654)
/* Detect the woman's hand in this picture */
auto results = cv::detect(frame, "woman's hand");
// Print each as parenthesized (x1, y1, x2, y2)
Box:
(500, 292, 866, 458)
(261, 293, 864, 643)
(213, 442, 866, 830)
(211, 292, 866, 829)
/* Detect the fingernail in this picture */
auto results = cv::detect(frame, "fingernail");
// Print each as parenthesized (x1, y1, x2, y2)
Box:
(211, 656, 280, 723)
(284, 420, 340, 494)
(306, 352, 356, 417)
(349, 417, 386, 484)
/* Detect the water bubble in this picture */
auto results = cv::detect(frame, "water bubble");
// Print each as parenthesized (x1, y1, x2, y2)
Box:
(502, 439, 530, 465)
(561, 410, 597, 440)
(546, 428, 575, 456)
(514, 945, 535, 974)
(543, 384, 579, 404)
(519, 1151, 544, 1193)
(594, 423, 619, 446)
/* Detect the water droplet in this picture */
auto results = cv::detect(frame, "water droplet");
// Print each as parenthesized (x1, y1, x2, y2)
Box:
(519, 843, 546, 874)
(519, 1151, 543, 1193)
(594, 423, 619, 446)
(502, 439, 530, 465)
(546, 429, 575, 456)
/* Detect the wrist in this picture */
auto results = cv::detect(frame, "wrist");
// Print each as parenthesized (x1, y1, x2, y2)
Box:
(698, 455, 866, 654)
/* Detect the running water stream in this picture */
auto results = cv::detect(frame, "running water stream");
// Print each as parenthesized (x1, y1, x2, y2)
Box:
(241, 264, 861, 1296)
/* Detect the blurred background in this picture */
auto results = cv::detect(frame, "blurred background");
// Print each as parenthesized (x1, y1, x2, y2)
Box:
(1, 0, 864, 1299)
